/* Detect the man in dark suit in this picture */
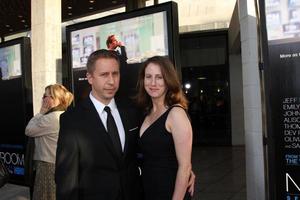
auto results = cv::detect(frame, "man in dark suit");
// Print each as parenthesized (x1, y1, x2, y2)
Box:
(55, 49, 141, 200)
(106, 35, 127, 65)
(106, 34, 132, 106)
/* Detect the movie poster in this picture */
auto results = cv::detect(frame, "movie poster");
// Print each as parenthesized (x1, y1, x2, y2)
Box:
(67, 4, 175, 105)
(0, 38, 32, 185)
(264, 0, 300, 199)
(70, 11, 168, 69)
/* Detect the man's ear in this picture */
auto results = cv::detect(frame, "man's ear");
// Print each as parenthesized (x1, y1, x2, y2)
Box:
(86, 72, 93, 85)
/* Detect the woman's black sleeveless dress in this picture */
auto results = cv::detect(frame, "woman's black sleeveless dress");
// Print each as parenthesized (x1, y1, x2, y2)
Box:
(138, 106, 191, 200)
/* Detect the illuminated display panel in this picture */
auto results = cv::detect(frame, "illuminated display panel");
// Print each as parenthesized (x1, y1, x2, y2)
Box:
(71, 11, 169, 68)
(66, 2, 179, 104)
(0, 44, 21, 80)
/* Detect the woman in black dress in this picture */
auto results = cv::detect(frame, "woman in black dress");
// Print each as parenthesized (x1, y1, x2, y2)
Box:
(136, 56, 193, 200)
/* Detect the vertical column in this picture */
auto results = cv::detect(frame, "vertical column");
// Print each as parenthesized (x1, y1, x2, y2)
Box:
(238, 0, 266, 199)
(229, 54, 245, 145)
(229, 2, 245, 145)
(31, 0, 62, 114)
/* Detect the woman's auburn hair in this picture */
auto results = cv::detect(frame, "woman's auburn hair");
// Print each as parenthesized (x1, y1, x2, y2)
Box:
(136, 56, 188, 112)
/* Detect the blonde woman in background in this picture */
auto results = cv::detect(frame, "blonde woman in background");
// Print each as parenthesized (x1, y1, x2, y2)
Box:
(25, 84, 73, 200)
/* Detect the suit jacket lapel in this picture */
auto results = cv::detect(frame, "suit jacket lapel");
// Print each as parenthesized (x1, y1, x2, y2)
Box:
(117, 105, 130, 158)
(81, 98, 121, 162)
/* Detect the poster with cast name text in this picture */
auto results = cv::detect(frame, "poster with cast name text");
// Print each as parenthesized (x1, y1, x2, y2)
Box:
(263, 0, 300, 199)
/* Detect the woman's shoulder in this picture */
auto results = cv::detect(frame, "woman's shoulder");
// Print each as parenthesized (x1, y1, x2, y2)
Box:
(48, 110, 64, 115)
(168, 104, 186, 112)
(166, 104, 190, 133)
(46, 110, 64, 120)
(167, 104, 187, 119)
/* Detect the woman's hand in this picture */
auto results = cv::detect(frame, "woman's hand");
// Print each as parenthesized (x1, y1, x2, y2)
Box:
(187, 170, 195, 196)
(40, 97, 52, 114)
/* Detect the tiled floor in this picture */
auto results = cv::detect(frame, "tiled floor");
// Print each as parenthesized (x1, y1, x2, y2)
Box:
(0, 146, 246, 200)
(192, 146, 246, 200)
(0, 184, 29, 200)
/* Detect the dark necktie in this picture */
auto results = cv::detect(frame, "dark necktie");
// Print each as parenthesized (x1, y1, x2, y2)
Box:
(104, 106, 122, 156)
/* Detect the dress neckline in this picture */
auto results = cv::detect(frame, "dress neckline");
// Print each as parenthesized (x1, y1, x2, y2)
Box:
(139, 108, 169, 138)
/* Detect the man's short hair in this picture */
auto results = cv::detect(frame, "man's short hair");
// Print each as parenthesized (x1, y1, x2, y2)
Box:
(86, 49, 120, 73)
(106, 35, 115, 48)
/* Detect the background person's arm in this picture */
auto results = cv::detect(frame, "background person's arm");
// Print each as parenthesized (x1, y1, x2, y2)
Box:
(25, 112, 61, 137)
(25, 97, 60, 137)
